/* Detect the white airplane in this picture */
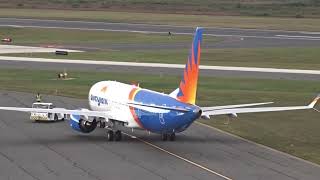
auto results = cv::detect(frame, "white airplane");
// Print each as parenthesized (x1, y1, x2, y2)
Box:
(0, 27, 318, 141)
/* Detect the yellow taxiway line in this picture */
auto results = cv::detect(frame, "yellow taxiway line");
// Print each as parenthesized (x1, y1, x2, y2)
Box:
(122, 131, 233, 180)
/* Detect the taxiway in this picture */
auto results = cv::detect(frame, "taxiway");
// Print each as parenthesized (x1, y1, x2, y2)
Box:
(0, 91, 319, 180)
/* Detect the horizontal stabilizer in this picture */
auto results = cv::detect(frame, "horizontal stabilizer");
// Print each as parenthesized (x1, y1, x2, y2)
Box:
(202, 94, 320, 117)
(202, 102, 274, 112)
(203, 106, 312, 116)
(127, 102, 191, 112)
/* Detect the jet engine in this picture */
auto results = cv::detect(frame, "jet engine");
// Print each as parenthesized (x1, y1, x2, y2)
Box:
(69, 113, 97, 133)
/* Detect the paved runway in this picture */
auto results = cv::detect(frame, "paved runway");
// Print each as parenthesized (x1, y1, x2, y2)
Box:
(1, 91, 320, 180)
(0, 57, 319, 81)
(0, 45, 81, 54)
(1, 18, 320, 49)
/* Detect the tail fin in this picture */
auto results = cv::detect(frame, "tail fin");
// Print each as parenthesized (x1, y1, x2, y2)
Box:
(176, 27, 203, 105)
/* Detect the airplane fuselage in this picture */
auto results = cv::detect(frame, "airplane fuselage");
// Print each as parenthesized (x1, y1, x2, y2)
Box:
(89, 81, 201, 134)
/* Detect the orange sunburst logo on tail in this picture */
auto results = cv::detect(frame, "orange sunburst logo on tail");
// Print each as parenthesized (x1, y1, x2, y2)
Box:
(177, 27, 202, 105)
(101, 86, 108, 93)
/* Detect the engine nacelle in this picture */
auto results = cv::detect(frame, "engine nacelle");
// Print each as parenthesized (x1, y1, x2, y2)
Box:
(69, 114, 97, 133)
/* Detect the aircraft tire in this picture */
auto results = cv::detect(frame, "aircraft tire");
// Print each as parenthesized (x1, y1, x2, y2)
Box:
(100, 121, 106, 128)
(169, 133, 176, 141)
(114, 130, 122, 141)
(107, 130, 114, 141)
(161, 134, 168, 141)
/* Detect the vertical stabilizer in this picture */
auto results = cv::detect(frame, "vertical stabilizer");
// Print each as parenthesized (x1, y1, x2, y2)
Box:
(176, 27, 203, 105)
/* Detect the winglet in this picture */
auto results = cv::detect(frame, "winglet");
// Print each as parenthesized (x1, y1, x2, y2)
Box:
(308, 94, 320, 108)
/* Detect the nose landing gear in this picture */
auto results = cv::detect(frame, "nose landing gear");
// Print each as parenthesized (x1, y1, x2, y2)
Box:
(103, 119, 123, 142)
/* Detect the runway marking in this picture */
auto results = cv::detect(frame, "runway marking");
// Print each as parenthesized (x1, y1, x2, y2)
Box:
(300, 32, 320, 35)
(122, 132, 233, 180)
(0, 45, 82, 54)
(195, 121, 320, 169)
(0, 55, 320, 75)
(1, 24, 320, 41)
(276, 35, 320, 39)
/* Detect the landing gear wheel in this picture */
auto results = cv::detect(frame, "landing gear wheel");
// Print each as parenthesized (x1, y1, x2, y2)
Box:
(107, 130, 114, 141)
(100, 121, 106, 128)
(114, 130, 122, 141)
(169, 133, 176, 141)
(161, 134, 168, 141)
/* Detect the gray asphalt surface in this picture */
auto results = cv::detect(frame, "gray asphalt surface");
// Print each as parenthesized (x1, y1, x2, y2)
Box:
(0, 60, 319, 81)
(1, 91, 320, 180)
(1, 18, 320, 49)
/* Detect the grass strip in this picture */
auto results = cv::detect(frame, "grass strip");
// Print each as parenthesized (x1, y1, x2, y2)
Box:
(1, 9, 320, 31)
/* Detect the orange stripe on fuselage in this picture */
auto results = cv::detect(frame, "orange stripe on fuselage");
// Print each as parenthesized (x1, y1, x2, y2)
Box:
(128, 87, 144, 128)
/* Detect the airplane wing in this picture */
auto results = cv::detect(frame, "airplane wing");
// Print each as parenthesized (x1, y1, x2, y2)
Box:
(0, 101, 192, 122)
(0, 107, 112, 119)
(202, 94, 320, 117)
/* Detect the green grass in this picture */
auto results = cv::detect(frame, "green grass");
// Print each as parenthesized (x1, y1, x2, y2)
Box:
(2, 0, 320, 18)
(0, 27, 203, 45)
(0, 68, 319, 164)
(9, 47, 320, 70)
(1, 8, 320, 31)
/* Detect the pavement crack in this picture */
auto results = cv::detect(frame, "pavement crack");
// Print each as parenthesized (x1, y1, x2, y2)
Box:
(246, 151, 299, 180)
(41, 161, 60, 177)
(4, 93, 30, 107)
(0, 116, 102, 180)
(93, 142, 169, 180)
(0, 151, 41, 180)
(42, 145, 104, 180)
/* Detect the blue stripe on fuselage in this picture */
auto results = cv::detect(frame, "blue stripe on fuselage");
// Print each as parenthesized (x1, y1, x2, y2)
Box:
(133, 89, 200, 134)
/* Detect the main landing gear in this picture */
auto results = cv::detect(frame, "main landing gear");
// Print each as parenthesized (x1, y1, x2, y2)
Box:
(161, 133, 176, 141)
(107, 130, 122, 141)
